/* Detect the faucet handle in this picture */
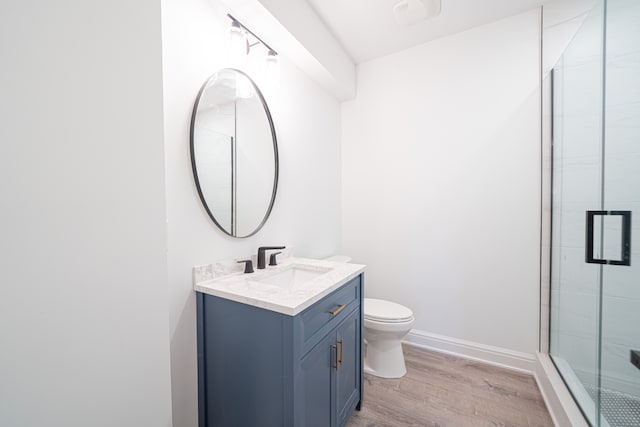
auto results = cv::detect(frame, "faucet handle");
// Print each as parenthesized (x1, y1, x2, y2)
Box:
(269, 252, 282, 266)
(237, 259, 254, 274)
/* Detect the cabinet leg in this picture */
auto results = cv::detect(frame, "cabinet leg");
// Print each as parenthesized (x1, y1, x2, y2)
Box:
(356, 400, 362, 411)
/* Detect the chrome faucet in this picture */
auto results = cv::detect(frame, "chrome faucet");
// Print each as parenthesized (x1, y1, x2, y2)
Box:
(257, 246, 285, 269)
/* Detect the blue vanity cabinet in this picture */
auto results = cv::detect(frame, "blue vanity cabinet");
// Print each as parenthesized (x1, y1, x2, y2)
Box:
(196, 274, 363, 427)
(299, 307, 361, 427)
(299, 329, 335, 426)
(335, 308, 361, 426)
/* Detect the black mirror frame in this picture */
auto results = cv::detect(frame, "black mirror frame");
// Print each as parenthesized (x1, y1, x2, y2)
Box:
(189, 68, 279, 238)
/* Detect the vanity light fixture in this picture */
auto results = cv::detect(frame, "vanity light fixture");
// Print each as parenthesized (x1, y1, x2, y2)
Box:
(227, 14, 279, 71)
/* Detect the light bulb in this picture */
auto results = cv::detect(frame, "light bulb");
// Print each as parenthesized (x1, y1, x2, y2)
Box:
(265, 50, 279, 92)
(228, 21, 246, 67)
(266, 50, 279, 76)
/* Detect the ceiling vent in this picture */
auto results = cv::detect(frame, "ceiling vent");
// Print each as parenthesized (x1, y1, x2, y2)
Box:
(393, 0, 441, 26)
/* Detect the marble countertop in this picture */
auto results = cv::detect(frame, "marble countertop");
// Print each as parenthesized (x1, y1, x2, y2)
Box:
(194, 257, 365, 316)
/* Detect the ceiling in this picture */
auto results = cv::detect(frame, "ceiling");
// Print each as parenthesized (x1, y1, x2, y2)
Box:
(307, 0, 544, 63)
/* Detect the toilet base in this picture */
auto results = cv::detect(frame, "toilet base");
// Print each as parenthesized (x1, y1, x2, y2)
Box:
(364, 338, 407, 378)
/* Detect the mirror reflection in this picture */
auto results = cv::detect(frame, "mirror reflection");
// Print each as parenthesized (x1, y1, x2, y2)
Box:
(191, 69, 278, 237)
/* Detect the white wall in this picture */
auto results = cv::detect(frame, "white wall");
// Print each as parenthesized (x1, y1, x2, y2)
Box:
(161, 1, 343, 426)
(540, 0, 596, 358)
(542, 0, 596, 75)
(0, 1, 173, 426)
(342, 10, 542, 356)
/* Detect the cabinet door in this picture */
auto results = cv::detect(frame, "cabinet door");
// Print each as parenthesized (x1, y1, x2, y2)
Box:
(300, 332, 335, 427)
(335, 308, 361, 427)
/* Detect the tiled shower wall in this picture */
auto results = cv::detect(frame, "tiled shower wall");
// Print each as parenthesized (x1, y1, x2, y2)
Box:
(550, 0, 640, 397)
(599, 0, 640, 397)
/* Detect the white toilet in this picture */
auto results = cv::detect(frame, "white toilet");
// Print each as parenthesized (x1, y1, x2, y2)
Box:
(324, 255, 414, 379)
(363, 298, 414, 378)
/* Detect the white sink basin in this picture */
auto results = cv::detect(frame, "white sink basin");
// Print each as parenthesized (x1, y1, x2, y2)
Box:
(256, 265, 331, 287)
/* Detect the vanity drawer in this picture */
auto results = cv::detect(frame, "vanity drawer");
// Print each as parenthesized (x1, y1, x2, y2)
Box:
(297, 275, 361, 350)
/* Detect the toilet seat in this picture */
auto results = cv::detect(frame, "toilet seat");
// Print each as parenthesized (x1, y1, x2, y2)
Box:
(364, 298, 414, 323)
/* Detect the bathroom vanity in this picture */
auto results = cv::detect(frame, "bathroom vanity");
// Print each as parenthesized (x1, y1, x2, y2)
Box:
(194, 258, 365, 427)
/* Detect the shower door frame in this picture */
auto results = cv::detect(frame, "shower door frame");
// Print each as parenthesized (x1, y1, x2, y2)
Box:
(540, 1, 639, 425)
(538, 52, 595, 427)
(540, 2, 606, 421)
(538, 2, 600, 425)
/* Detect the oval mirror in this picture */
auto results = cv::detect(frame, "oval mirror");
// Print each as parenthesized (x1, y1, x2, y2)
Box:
(190, 69, 278, 237)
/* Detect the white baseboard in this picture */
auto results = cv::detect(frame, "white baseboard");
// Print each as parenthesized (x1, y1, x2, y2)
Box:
(403, 329, 536, 374)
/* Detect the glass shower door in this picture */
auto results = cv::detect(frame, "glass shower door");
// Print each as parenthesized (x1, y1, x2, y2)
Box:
(598, 0, 640, 425)
(550, 0, 640, 425)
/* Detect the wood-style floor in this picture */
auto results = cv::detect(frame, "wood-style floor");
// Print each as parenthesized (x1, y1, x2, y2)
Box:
(348, 345, 554, 427)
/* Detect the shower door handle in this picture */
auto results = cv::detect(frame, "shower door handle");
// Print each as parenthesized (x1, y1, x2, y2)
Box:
(585, 210, 631, 266)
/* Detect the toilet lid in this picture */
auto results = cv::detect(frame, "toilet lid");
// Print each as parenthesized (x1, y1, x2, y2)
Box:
(364, 298, 414, 323)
